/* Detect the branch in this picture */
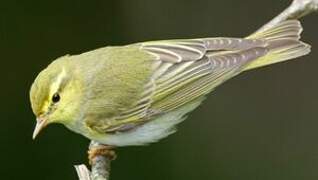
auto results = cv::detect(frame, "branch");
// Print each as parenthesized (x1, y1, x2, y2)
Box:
(73, 1, 317, 179)
(256, 0, 318, 33)
(89, 142, 113, 180)
(75, 164, 91, 180)
(75, 142, 115, 180)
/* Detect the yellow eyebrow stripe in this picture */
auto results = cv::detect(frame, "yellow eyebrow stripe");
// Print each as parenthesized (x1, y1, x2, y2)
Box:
(50, 68, 67, 96)
(39, 68, 67, 114)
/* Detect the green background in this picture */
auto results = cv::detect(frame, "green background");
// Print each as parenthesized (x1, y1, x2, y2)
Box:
(1, 0, 318, 179)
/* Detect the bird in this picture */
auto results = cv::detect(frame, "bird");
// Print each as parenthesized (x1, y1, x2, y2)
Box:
(30, 20, 310, 151)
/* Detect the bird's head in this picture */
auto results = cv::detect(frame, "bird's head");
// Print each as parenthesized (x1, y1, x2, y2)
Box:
(30, 55, 84, 139)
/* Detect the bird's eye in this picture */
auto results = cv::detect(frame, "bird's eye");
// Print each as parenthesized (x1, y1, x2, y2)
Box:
(52, 93, 60, 103)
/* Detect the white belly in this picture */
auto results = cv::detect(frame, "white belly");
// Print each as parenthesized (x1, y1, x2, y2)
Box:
(92, 98, 203, 146)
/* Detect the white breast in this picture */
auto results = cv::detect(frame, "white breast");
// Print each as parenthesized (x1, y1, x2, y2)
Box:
(93, 98, 203, 146)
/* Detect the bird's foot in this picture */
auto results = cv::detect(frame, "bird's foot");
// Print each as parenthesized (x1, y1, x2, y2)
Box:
(88, 144, 116, 165)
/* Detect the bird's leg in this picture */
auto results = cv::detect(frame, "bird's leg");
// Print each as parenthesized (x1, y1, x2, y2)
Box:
(88, 143, 116, 165)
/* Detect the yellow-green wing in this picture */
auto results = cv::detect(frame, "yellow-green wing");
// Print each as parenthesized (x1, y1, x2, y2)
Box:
(100, 38, 268, 132)
(143, 40, 268, 113)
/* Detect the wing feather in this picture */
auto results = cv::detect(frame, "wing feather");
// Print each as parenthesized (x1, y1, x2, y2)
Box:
(151, 47, 268, 112)
(102, 39, 268, 132)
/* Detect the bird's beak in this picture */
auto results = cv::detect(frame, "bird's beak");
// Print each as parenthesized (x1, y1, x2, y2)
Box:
(32, 117, 48, 139)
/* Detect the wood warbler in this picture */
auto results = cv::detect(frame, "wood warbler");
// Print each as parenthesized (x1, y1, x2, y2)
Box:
(30, 20, 310, 146)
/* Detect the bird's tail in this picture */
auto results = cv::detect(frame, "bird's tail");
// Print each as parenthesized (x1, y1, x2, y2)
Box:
(243, 20, 311, 71)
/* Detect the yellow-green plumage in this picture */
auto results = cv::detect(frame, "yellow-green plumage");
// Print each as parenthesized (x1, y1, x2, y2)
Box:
(30, 20, 310, 146)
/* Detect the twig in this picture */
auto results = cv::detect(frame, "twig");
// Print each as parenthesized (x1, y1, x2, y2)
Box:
(75, 141, 114, 180)
(74, 0, 317, 179)
(256, 0, 318, 32)
(89, 142, 113, 180)
(75, 164, 91, 180)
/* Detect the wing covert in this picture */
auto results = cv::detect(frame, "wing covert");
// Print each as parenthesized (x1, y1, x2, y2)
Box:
(96, 38, 268, 133)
